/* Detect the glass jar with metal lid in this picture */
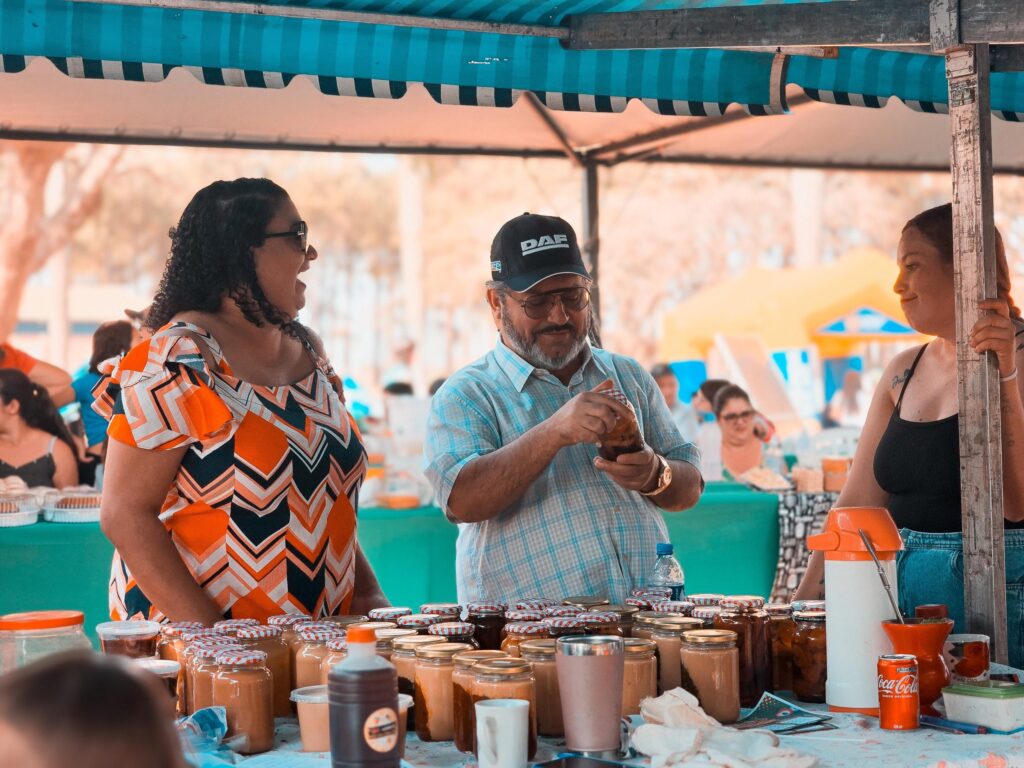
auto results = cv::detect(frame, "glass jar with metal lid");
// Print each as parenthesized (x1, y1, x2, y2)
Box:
(295, 628, 341, 690)
(466, 602, 507, 651)
(766, 603, 796, 693)
(472, 658, 538, 759)
(427, 621, 479, 649)
(183, 638, 241, 714)
(156, 621, 203, 663)
(543, 618, 585, 639)
(713, 596, 770, 708)
(562, 596, 610, 611)
(397, 613, 445, 635)
(267, 614, 311, 647)
(319, 637, 348, 685)
(631, 611, 673, 640)
(651, 616, 703, 694)
(791, 610, 827, 703)
(578, 611, 623, 637)
(420, 603, 462, 620)
(650, 601, 695, 616)
(211, 649, 274, 755)
(690, 594, 725, 607)
(374, 627, 418, 659)
(622, 638, 657, 716)
(520, 639, 563, 738)
(680, 629, 740, 724)
(236, 624, 291, 717)
(190, 641, 244, 713)
(391, 635, 446, 728)
(414, 641, 474, 741)
(500, 621, 549, 657)
(513, 599, 557, 611)
(368, 607, 413, 622)
(691, 606, 722, 628)
(594, 604, 641, 637)
(452, 649, 508, 753)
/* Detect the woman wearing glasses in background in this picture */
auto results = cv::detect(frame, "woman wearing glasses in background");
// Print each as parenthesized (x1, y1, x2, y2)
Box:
(95, 178, 388, 625)
(713, 384, 765, 480)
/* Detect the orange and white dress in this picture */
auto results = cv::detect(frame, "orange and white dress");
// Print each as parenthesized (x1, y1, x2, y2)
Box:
(93, 321, 366, 622)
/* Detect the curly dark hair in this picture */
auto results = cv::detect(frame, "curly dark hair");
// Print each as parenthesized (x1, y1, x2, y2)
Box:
(146, 178, 303, 336)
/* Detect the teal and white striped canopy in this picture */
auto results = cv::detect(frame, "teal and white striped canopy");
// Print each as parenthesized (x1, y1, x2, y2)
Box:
(1, 0, 1022, 120)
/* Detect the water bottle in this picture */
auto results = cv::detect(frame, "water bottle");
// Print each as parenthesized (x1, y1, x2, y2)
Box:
(649, 543, 685, 601)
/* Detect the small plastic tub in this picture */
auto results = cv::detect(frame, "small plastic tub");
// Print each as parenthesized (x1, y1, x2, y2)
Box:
(397, 693, 413, 758)
(133, 658, 181, 704)
(291, 685, 330, 752)
(942, 681, 1024, 732)
(95, 620, 161, 658)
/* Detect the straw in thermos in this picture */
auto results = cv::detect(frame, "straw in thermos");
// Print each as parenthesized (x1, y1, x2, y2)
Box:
(858, 528, 904, 624)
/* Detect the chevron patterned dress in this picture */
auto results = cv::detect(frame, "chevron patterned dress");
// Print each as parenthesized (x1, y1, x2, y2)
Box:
(93, 321, 367, 622)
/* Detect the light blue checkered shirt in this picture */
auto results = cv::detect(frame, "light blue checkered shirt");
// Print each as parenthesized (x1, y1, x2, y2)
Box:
(424, 339, 702, 605)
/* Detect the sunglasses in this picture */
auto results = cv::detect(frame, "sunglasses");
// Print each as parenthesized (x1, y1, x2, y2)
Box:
(512, 287, 591, 320)
(721, 409, 755, 424)
(264, 220, 309, 253)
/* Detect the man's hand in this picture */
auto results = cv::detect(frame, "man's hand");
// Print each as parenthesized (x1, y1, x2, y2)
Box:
(594, 444, 660, 493)
(547, 392, 633, 449)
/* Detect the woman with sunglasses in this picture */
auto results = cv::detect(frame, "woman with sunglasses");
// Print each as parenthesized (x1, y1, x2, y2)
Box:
(95, 178, 388, 625)
(713, 384, 764, 480)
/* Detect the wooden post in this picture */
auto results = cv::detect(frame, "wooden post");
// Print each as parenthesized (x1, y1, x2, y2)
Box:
(581, 162, 601, 325)
(944, 42, 1009, 663)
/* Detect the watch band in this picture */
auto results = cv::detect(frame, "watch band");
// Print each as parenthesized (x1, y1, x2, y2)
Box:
(640, 454, 671, 497)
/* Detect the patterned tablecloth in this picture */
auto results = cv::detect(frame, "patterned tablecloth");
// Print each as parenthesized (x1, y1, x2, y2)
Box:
(771, 491, 839, 602)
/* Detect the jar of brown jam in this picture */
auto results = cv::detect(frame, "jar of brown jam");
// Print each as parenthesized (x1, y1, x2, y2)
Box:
(561, 596, 610, 611)
(319, 636, 348, 685)
(452, 649, 508, 753)
(190, 641, 244, 713)
(542, 618, 585, 639)
(578, 611, 623, 637)
(651, 617, 703, 695)
(472, 658, 538, 759)
(689, 594, 725, 607)
(420, 603, 462, 620)
(374, 628, 418, 660)
(680, 629, 740, 724)
(713, 596, 771, 708)
(392, 635, 446, 729)
(95, 620, 162, 658)
(650, 601, 695, 616)
(414, 641, 473, 741)
(427, 621, 480, 649)
(622, 638, 657, 716)
(766, 603, 796, 694)
(631, 611, 673, 640)
(295, 628, 340, 690)
(791, 610, 827, 703)
(691, 607, 722, 628)
(519, 639, 562, 738)
(500, 621, 549, 657)
(157, 621, 203, 662)
(465, 603, 508, 651)
(211, 649, 274, 755)
(183, 638, 240, 714)
(236, 624, 291, 718)
(368, 607, 413, 622)
(397, 614, 445, 635)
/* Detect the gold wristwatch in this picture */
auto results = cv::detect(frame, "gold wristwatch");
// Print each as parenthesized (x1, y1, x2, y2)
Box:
(640, 454, 672, 497)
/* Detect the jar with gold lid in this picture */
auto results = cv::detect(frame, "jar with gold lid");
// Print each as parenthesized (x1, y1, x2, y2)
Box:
(520, 639, 562, 738)
(622, 638, 657, 716)
(373, 628, 418, 660)
(472, 658, 538, 759)
(391, 635, 446, 729)
(713, 596, 770, 708)
(452, 649, 507, 753)
(680, 629, 740, 724)
(632, 611, 673, 640)
(651, 616, 703, 694)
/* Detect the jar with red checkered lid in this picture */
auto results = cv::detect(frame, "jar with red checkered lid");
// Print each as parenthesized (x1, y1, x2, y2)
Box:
(428, 621, 479, 649)
(500, 621, 549, 657)
(211, 649, 273, 754)
(466, 602, 507, 650)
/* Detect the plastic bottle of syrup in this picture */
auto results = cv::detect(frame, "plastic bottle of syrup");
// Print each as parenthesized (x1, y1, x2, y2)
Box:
(650, 542, 685, 601)
(329, 625, 401, 767)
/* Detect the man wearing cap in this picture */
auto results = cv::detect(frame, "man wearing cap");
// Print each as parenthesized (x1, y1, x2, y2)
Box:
(425, 213, 703, 604)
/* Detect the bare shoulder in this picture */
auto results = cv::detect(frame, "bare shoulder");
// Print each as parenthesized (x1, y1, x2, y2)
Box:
(882, 346, 925, 399)
(301, 325, 327, 358)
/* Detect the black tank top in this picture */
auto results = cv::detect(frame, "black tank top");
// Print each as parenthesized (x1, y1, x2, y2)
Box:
(874, 344, 1024, 533)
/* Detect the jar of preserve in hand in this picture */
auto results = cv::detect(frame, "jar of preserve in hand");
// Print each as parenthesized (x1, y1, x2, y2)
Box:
(427, 621, 479, 649)
(713, 596, 770, 708)
(766, 603, 795, 693)
(500, 622, 549, 657)
(472, 658, 538, 760)
(466, 603, 507, 651)
(791, 610, 827, 703)
(452, 649, 507, 753)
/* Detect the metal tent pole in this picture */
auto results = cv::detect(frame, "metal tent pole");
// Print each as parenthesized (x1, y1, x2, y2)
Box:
(581, 162, 601, 330)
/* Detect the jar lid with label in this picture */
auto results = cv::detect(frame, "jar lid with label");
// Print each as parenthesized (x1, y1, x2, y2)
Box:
(689, 594, 725, 607)
(793, 610, 827, 622)
(268, 614, 312, 627)
(453, 649, 507, 669)
(466, 602, 508, 616)
(236, 625, 284, 640)
(503, 622, 549, 636)
(682, 629, 737, 647)
(393, 635, 446, 653)
(472, 658, 533, 678)
(652, 617, 703, 635)
(519, 639, 557, 658)
(216, 649, 267, 666)
(368, 607, 413, 621)
(506, 610, 546, 622)
(414, 642, 475, 659)
(397, 614, 445, 629)
(766, 603, 793, 616)
(720, 596, 767, 611)
(420, 603, 462, 617)
(428, 622, 476, 638)
(650, 601, 695, 615)
(562, 596, 610, 609)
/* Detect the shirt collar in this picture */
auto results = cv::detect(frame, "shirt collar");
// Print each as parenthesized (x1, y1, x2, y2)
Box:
(493, 337, 597, 393)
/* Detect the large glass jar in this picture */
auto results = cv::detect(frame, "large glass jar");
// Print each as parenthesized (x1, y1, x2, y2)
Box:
(319, 637, 348, 685)
(191, 641, 244, 713)
(452, 649, 507, 753)
(519, 639, 562, 738)
(391, 635, 445, 729)
(691, 607, 722, 628)
(561, 596, 610, 611)
(0, 610, 93, 673)
(713, 596, 770, 708)
(651, 617, 703, 695)
(374, 628, 418, 660)
(210, 649, 274, 755)
(427, 621, 479, 649)
(156, 621, 203, 663)
(397, 613, 445, 635)
(631, 611, 673, 640)
(542, 618, 585, 639)
(295, 629, 338, 690)
(500, 621, 548, 657)
(791, 610, 827, 703)
(466, 603, 507, 651)
(236, 624, 291, 718)
(622, 638, 657, 716)
(596, 605, 640, 637)
(414, 642, 473, 741)
(578, 611, 623, 637)
(766, 603, 795, 694)
(472, 658, 538, 760)
(182, 638, 239, 714)
(680, 629, 740, 724)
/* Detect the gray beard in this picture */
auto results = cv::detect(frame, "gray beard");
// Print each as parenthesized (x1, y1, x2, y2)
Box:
(501, 305, 590, 371)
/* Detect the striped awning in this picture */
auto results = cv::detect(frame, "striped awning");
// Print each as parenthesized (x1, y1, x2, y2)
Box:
(1, 0, 1022, 121)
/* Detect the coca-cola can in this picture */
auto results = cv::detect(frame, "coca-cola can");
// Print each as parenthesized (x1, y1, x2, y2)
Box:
(878, 654, 920, 730)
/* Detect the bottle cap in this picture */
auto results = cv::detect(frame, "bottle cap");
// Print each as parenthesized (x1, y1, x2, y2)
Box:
(656, 542, 674, 556)
(346, 626, 377, 644)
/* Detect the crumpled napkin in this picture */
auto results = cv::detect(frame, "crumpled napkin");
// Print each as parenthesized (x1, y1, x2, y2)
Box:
(631, 689, 817, 768)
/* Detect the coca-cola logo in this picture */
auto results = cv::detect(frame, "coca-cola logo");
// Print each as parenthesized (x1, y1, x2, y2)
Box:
(878, 674, 919, 695)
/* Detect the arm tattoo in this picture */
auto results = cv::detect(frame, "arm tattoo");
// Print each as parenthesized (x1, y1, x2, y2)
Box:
(891, 368, 911, 390)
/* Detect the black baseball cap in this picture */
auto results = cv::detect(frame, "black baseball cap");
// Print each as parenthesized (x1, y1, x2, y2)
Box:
(490, 213, 591, 292)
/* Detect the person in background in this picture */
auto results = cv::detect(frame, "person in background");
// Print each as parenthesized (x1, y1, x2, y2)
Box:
(0, 652, 188, 768)
(425, 212, 703, 604)
(714, 384, 764, 480)
(383, 381, 414, 396)
(794, 203, 1024, 667)
(96, 178, 388, 625)
(124, 306, 153, 344)
(825, 368, 871, 429)
(689, 378, 730, 481)
(650, 363, 698, 442)
(72, 321, 134, 460)
(0, 369, 79, 488)
(0, 341, 74, 407)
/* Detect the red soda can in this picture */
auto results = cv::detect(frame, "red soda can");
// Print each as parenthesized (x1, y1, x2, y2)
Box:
(878, 654, 920, 730)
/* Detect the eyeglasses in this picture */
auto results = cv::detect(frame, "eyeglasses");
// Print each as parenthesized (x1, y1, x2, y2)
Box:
(512, 287, 591, 320)
(720, 409, 755, 424)
(264, 220, 308, 253)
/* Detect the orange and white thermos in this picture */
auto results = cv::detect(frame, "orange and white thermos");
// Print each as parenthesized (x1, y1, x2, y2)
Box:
(807, 507, 904, 715)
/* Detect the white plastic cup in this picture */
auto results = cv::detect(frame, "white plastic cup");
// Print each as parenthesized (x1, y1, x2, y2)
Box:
(475, 699, 529, 768)
(290, 685, 330, 752)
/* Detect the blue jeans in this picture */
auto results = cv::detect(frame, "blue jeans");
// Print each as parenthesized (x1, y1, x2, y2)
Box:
(896, 529, 1024, 670)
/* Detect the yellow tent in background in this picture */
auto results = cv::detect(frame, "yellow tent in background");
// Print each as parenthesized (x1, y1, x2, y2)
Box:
(659, 248, 926, 361)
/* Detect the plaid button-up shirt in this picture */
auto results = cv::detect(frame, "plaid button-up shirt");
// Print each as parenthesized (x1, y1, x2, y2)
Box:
(424, 339, 702, 605)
